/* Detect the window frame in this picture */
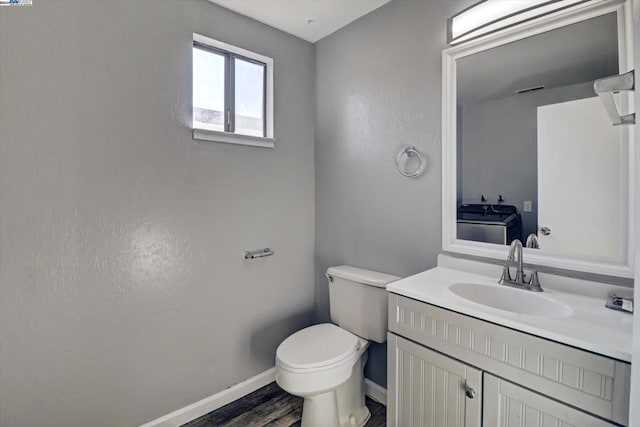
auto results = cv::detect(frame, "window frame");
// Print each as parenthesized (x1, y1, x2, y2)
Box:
(192, 33, 274, 148)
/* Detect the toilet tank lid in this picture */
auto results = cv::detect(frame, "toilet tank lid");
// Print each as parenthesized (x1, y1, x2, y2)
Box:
(326, 265, 400, 288)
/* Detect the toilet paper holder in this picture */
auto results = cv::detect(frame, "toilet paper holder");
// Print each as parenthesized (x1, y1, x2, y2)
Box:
(244, 248, 274, 259)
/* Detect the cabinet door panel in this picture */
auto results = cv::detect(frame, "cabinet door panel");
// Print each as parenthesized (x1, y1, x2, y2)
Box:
(388, 333, 481, 427)
(483, 373, 617, 427)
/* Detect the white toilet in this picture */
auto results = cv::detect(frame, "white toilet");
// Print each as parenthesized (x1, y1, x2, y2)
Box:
(275, 265, 400, 427)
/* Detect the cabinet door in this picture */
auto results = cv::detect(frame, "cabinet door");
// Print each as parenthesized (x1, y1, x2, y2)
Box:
(484, 373, 618, 427)
(387, 333, 481, 427)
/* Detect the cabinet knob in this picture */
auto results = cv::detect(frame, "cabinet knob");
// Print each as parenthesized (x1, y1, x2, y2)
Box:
(464, 383, 476, 399)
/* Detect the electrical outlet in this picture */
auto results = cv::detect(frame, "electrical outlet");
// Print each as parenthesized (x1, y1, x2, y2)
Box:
(523, 201, 533, 212)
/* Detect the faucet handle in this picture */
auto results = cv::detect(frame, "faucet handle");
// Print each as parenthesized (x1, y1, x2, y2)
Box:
(528, 270, 543, 291)
(499, 264, 511, 284)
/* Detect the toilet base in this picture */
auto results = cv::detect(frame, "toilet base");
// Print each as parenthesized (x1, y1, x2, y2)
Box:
(299, 351, 370, 427)
(300, 392, 370, 427)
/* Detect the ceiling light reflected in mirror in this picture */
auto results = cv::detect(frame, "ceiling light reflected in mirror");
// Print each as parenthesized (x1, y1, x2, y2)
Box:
(449, 0, 593, 45)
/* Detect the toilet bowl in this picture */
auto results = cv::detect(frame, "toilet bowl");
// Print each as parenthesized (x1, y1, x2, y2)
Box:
(276, 323, 370, 427)
(275, 266, 400, 427)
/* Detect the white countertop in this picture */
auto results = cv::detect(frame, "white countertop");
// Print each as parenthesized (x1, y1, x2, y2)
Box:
(387, 258, 633, 362)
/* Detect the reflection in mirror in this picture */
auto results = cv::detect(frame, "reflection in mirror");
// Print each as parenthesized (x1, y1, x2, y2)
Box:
(455, 13, 626, 260)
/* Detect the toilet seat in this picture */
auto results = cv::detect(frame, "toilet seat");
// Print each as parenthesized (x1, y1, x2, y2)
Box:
(276, 323, 361, 372)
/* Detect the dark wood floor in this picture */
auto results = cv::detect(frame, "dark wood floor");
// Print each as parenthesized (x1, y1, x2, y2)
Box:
(183, 381, 386, 427)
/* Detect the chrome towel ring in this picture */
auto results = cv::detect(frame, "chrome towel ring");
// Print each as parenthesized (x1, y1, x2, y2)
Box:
(396, 145, 426, 178)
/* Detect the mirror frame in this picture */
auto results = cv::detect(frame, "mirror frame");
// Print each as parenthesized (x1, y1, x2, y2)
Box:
(442, 0, 635, 278)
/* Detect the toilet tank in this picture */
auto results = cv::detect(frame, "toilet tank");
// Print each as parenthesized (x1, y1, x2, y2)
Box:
(327, 265, 400, 343)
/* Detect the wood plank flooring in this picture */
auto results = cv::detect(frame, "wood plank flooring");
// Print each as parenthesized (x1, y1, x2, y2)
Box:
(183, 381, 386, 427)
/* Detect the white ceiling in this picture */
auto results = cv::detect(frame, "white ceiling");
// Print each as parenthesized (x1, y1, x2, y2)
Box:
(457, 13, 619, 105)
(209, 0, 392, 43)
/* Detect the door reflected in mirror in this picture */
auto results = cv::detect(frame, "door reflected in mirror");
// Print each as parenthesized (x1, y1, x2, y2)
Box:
(455, 12, 627, 260)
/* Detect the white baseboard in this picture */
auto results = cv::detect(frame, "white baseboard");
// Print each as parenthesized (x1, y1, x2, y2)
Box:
(364, 378, 387, 406)
(139, 368, 387, 427)
(139, 368, 276, 427)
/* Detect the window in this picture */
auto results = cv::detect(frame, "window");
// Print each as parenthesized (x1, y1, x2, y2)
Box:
(192, 34, 274, 148)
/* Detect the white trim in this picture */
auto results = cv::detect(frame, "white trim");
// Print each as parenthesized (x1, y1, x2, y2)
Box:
(139, 368, 276, 427)
(364, 378, 387, 406)
(139, 368, 386, 427)
(445, 240, 634, 278)
(193, 129, 275, 149)
(192, 33, 275, 142)
(450, 0, 592, 45)
(193, 33, 272, 65)
(445, 0, 623, 58)
(442, 0, 635, 279)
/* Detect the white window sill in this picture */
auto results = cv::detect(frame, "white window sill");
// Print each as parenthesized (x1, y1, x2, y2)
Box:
(193, 128, 275, 149)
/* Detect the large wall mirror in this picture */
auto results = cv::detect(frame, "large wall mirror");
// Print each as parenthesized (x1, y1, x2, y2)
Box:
(442, 0, 634, 278)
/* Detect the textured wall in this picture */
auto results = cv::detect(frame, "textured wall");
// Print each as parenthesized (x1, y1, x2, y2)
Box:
(314, 0, 475, 387)
(459, 81, 595, 238)
(0, 1, 315, 426)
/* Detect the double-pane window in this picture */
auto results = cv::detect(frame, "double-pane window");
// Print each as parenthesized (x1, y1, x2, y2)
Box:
(193, 41, 267, 138)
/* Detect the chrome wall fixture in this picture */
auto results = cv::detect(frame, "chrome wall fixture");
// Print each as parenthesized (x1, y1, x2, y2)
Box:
(244, 248, 274, 259)
(396, 146, 426, 178)
(594, 70, 635, 126)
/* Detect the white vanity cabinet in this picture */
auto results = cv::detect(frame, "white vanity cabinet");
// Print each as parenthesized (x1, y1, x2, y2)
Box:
(387, 294, 631, 427)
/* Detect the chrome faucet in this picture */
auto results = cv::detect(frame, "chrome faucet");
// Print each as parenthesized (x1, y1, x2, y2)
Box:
(525, 233, 540, 249)
(499, 239, 543, 292)
(510, 239, 525, 283)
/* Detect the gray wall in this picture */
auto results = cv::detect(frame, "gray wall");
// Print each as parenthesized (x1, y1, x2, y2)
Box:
(458, 81, 595, 238)
(0, 1, 315, 426)
(315, 0, 474, 387)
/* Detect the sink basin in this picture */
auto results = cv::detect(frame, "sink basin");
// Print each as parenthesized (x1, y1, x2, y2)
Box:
(449, 283, 573, 318)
